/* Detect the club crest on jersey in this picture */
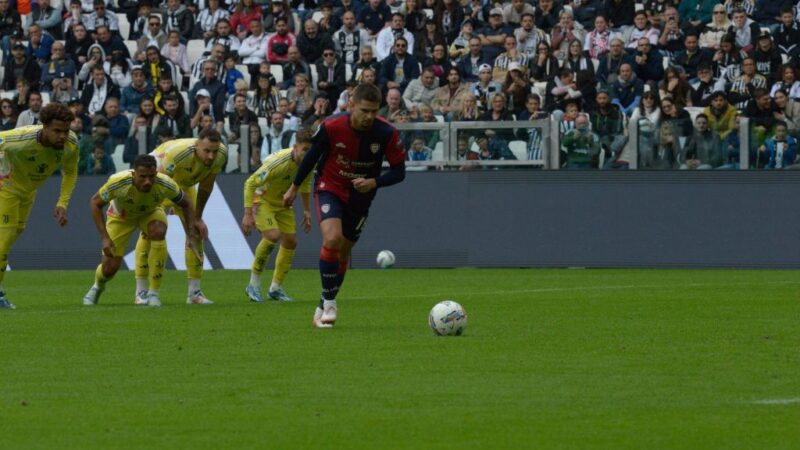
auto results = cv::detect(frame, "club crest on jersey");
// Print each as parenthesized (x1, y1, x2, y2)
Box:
(370, 143, 380, 154)
(335, 143, 346, 149)
(321, 204, 330, 214)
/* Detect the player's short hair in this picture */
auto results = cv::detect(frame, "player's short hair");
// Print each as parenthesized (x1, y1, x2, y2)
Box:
(39, 102, 75, 125)
(198, 128, 222, 143)
(352, 83, 382, 104)
(133, 154, 157, 170)
(295, 128, 314, 144)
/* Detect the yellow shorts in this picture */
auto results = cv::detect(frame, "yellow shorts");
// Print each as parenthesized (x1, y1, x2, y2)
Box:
(255, 202, 296, 234)
(106, 208, 168, 257)
(163, 184, 196, 222)
(0, 189, 35, 230)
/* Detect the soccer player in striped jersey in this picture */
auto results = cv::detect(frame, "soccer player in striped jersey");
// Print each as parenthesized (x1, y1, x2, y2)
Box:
(83, 155, 200, 306)
(241, 129, 314, 303)
(0, 103, 79, 309)
(283, 83, 406, 328)
(134, 129, 227, 305)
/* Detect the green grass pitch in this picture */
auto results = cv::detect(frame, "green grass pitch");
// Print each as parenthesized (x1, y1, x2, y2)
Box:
(1, 268, 798, 449)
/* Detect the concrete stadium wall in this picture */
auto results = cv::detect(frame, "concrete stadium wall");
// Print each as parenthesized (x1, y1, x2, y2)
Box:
(12, 171, 800, 270)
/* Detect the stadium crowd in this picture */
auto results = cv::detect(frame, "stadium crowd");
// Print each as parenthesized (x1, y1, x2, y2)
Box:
(0, 0, 798, 170)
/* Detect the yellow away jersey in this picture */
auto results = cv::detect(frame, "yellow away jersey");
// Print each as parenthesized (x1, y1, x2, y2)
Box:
(0, 125, 80, 207)
(98, 170, 184, 219)
(151, 138, 227, 189)
(244, 148, 312, 208)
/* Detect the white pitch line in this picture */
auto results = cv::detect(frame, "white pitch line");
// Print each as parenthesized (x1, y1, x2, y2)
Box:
(752, 398, 800, 405)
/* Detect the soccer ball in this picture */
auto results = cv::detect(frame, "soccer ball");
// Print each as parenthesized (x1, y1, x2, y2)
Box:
(428, 301, 468, 336)
(376, 250, 395, 268)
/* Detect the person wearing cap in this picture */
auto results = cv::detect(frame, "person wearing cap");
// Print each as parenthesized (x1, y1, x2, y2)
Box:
(690, 63, 719, 107)
(492, 35, 528, 83)
(2, 42, 41, 91)
(478, 7, 513, 60)
(753, 29, 782, 84)
(470, 63, 502, 114)
(503, 0, 535, 28)
(456, 37, 491, 83)
(120, 67, 154, 116)
(41, 42, 78, 92)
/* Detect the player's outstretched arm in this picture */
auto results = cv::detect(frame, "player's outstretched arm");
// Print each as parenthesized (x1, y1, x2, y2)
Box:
(89, 194, 114, 257)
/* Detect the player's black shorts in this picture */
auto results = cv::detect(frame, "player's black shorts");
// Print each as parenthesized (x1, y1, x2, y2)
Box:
(315, 190, 370, 242)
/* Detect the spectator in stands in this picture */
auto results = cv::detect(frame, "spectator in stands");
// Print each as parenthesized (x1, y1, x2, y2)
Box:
(316, 47, 346, 103)
(225, 79, 250, 113)
(63, 0, 86, 39)
(502, 0, 533, 28)
(358, 0, 392, 38)
(433, 0, 462, 41)
(572, 0, 603, 31)
(660, 95, 694, 138)
(757, 120, 797, 168)
(528, 41, 559, 83)
(633, 37, 665, 83)
(227, 93, 258, 143)
(596, 38, 633, 87)
(704, 91, 737, 141)
(3, 43, 41, 91)
(79, 44, 109, 84)
(630, 89, 661, 126)
(12, 79, 31, 113)
(725, 57, 767, 110)
(266, 17, 295, 65)
(16, 91, 43, 126)
(97, 97, 130, 146)
(95, 25, 131, 61)
(773, 89, 800, 133)
(401, 0, 424, 34)
(449, 18, 474, 63)
(592, 89, 628, 168)
(287, 73, 315, 116)
(205, 18, 241, 55)
(128, 2, 152, 41)
(681, 113, 722, 169)
(492, 35, 528, 84)
(712, 33, 745, 80)
(251, 74, 280, 118)
(457, 37, 491, 83)
(691, 63, 718, 107)
(502, 62, 529, 115)
(455, 93, 479, 121)
(645, 121, 679, 170)
(678, 0, 717, 34)
(302, 93, 332, 127)
(753, 31, 782, 84)
(377, 87, 407, 121)
(161, 0, 194, 41)
(190, 44, 226, 88)
(602, 0, 634, 29)
(584, 16, 617, 60)
(378, 37, 420, 93)
(109, 51, 134, 89)
(745, 87, 778, 132)
(197, 0, 231, 40)
(260, 110, 296, 159)
(263, 0, 294, 33)
(415, 18, 447, 64)
(125, 96, 159, 158)
(297, 19, 334, 66)
(82, 65, 122, 116)
(535, 0, 561, 33)
(376, 12, 414, 62)
(673, 33, 712, 80)
(66, 23, 95, 67)
(699, 4, 731, 50)
(85, 141, 116, 175)
(232, 0, 263, 40)
(27, 24, 55, 64)
(234, 18, 268, 89)
(189, 60, 226, 124)
(563, 39, 593, 78)
(40, 42, 77, 92)
(247, 123, 263, 168)
(52, 75, 80, 104)
(69, 98, 93, 134)
(160, 30, 189, 76)
(561, 113, 601, 169)
(281, 45, 310, 89)
(479, 8, 513, 61)
(32, 0, 63, 40)
(153, 71, 183, 115)
(402, 67, 438, 111)
(753, 0, 793, 29)
(78, 115, 109, 172)
(729, 8, 760, 52)
(513, 13, 544, 60)
(774, 7, 800, 62)
(471, 63, 501, 114)
(659, 66, 692, 110)
(431, 67, 471, 119)
(517, 93, 545, 121)
(546, 67, 582, 112)
(0, 0, 23, 59)
(550, 10, 585, 62)
(333, 10, 370, 67)
(0, 99, 17, 131)
(155, 95, 191, 137)
(135, 15, 166, 62)
(85, 0, 119, 35)
(481, 92, 515, 123)
(770, 65, 800, 99)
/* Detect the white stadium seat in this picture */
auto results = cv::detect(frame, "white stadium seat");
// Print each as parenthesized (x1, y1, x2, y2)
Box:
(508, 141, 527, 161)
(113, 144, 126, 171)
(124, 40, 137, 59)
(236, 64, 251, 87)
(187, 40, 207, 65)
(270, 64, 283, 84)
(118, 14, 130, 40)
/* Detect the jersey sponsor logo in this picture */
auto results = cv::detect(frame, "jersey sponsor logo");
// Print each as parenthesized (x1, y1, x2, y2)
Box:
(370, 143, 379, 154)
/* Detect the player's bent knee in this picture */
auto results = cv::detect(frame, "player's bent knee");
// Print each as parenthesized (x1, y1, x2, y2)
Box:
(103, 257, 123, 277)
(147, 221, 168, 240)
(282, 234, 298, 249)
(263, 229, 281, 242)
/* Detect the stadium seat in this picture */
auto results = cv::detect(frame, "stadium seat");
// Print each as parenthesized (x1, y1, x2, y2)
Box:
(422, 9, 434, 20)
(181, 91, 189, 112)
(292, 12, 301, 32)
(112, 144, 126, 171)
(508, 141, 527, 161)
(257, 117, 268, 136)
(224, 117, 232, 136)
(345, 64, 352, 81)
(40, 92, 50, 106)
(118, 15, 130, 40)
(0, 91, 13, 100)
(187, 40, 207, 64)
(432, 141, 444, 160)
(532, 82, 546, 99)
(310, 64, 319, 87)
(662, 56, 669, 69)
(237, 64, 251, 87)
(685, 107, 703, 122)
(270, 64, 283, 84)
(311, 11, 324, 23)
(124, 40, 137, 59)
(591, 59, 599, 71)
(226, 144, 240, 173)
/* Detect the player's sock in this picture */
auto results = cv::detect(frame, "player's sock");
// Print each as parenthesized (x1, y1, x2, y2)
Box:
(272, 245, 295, 287)
(93, 264, 111, 289)
(136, 278, 148, 294)
(319, 246, 339, 302)
(251, 239, 277, 286)
(148, 239, 167, 292)
(336, 256, 349, 293)
(188, 278, 201, 296)
(134, 235, 150, 281)
(186, 238, 204, 281)
(0, 227, 19, 285)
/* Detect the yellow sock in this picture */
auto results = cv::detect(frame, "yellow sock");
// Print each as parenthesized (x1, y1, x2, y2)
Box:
(148, 240, 167, 292)
(0, 227, 18, 286)
(94, 264, 111, 288)
(186, 238, 204, 280)
(272, 246, 295, 286)
(134, 235, 151, 280)
(252, 239, 277, 274)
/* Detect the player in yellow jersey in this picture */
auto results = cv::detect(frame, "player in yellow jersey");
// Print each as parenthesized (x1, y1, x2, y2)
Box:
(83, 155, 201, 306)
(0, 103, 78, 309)
(134, 128, 227, 305)
(241, 129, 314, 303)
